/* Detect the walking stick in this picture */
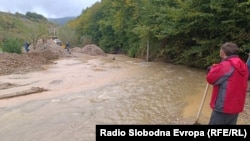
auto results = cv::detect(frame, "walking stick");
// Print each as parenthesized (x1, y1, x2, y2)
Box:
(194, 83, 209, 125)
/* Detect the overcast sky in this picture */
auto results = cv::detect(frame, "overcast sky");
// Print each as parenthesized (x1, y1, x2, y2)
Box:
(0, 0, 100, 18)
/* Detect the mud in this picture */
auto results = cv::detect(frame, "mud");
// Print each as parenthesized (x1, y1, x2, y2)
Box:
(0, 50, 249, 141)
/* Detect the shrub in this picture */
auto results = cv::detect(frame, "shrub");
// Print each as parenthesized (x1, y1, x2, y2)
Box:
(2, 38, 22, 54)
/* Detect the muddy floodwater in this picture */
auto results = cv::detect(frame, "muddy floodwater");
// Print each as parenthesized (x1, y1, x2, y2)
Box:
(0, 54, 249, 141)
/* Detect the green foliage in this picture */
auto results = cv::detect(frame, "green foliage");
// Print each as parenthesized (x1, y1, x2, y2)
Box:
(0, 11, 55, 51)
(67, 0, 250, 69)
(25, 12, 47, 22)
(27, 23, 48, 49)
(0, 13, 27, 41)
(80, 35, 93, 47)
(58, 26, 78, 47)
(1, 38, 22, 54)
(127, 46, 138, 58)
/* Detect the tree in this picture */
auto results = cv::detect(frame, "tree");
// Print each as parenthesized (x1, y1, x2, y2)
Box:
(58, 26, 78, 47)
(25, 12, 48, 22)
(26, 23, 48, 49)
(66, 0, 250, 69)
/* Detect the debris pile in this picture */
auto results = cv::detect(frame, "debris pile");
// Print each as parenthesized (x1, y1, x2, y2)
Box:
(0, 40, 106, 75)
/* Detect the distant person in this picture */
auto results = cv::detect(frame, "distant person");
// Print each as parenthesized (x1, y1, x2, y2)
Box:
(24, 42, 30, 52)
(65, 42, 70, 54)
(206, 42, 248, 125)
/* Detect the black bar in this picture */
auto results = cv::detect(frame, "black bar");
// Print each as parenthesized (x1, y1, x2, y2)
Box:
(96, 125, 250, 141)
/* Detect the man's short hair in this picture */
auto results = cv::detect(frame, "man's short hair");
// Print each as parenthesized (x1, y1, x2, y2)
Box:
(221, 42, 239, 56)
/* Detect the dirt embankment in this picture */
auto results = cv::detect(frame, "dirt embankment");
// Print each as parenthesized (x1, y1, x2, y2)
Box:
(0, 40, 106, 76)
(0, 40, 107, 98)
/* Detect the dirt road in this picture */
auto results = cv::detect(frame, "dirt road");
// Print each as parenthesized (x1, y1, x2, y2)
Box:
(0, 51, 249, 141)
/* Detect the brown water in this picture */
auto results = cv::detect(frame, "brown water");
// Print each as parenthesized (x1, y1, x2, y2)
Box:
(0, 54, 249, 141)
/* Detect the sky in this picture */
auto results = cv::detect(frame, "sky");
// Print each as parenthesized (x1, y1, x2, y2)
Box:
(0, 0, 101, 18)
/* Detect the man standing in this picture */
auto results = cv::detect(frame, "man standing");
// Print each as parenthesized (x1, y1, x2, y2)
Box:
(24, 41, 30, 52)
(206, 42, 248, 125)
(65, 42, 70, 54)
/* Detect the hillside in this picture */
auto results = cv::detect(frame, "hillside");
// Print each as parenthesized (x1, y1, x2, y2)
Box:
(0, 11, 56, 45)
(48, 16, 76, 26)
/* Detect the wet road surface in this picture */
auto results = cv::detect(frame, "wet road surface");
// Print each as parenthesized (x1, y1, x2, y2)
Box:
(0, 53, 249, 141)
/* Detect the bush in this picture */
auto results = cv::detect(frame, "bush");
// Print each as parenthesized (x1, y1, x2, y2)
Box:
(2, 38, 22, 54)
(128, 46, 137, 58)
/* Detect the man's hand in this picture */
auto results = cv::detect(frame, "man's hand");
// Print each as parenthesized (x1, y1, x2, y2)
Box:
(207, 64, 218, 73)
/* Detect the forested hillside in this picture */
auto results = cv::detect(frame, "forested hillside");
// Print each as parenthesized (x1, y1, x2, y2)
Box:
(48, 17, 76, 26)
(67, 0, 250, 69)
(0, 12, 55, 51)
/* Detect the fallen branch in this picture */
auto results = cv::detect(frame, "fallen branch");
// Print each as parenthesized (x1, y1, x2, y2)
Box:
(0, 87, 47, 99)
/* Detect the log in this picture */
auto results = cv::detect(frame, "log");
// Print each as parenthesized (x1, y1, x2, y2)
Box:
(0, 87, 47, 99)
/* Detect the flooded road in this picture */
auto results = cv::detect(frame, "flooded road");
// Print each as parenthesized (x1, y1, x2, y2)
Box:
(0, 53, 249, 141)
